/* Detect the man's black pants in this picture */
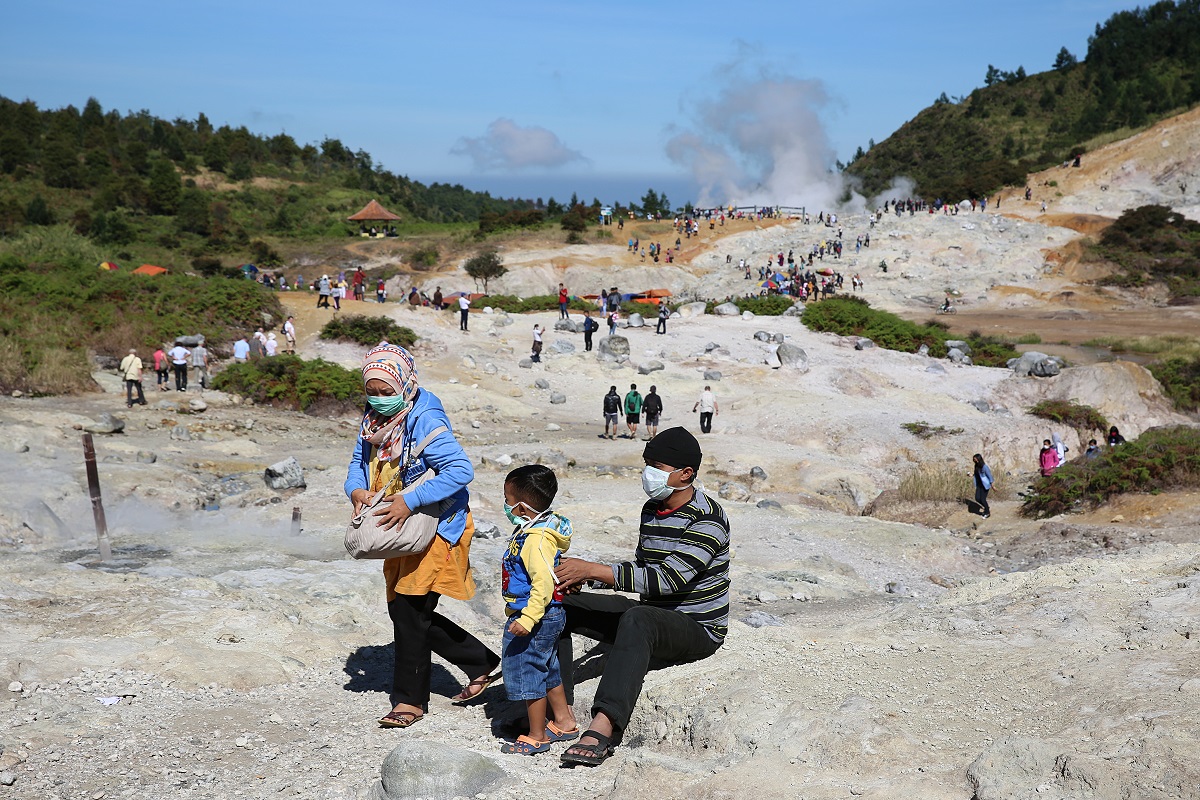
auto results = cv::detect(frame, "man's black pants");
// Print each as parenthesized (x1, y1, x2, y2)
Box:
(557, 593, 719, 732)
(584, 331, 593, 351)
(125, 379, 145, 406)
(460, 309, 469, 331)
(387, 592, 498, 710)
(172, 363, 187, 391)
(699, 411, 713, 433)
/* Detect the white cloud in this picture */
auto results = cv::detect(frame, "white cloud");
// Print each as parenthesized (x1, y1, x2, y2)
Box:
(451, 118, 587, 172)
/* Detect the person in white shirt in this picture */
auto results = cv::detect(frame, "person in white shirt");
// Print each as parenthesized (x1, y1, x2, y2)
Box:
(190, 342, 209, 390)
(119, 348, 146, 407)
(265, 332, 278, 357)
(692, 386, 718, 434)
(458, 294, 471, 332)
(167, 343, 190, 391)
(283, 316, 296, 354)
(531, 324, 543, 363)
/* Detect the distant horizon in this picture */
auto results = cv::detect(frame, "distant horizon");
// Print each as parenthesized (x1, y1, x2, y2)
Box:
(412, 174, 701, 209)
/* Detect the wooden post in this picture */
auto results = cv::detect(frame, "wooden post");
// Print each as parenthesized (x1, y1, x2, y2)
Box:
(81, 433, 112, 562)
(291, 506, 302, 536)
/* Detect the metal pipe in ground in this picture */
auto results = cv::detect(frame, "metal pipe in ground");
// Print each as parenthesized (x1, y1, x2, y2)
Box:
(291, 506, 302, 536)
(82, 433, 112, 562)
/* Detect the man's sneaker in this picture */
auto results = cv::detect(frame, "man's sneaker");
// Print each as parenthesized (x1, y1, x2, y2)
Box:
(982, 513, 990, 518)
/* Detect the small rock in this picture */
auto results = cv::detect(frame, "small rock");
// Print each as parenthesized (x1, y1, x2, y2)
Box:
(750, 466, 768, 481)
(884, 581, 907, 595)
(703, 369, 723, 381)
(188, 398, 207, 413)
(84, 413, 125, 435)
(741, 611, 784, 628)
(777, 343, 808, 370)
(756, 590, 779, 603)
(494, 454, 513, 467)
(854, 338, 875, 350)
(637, 360, 665, 375)
(264, 456, 306, 490)
(944, 340, 971, 355)
(753, 330, 771, 342)
(136, 450, 157, 464)
(462, 356, 476, 369)
(375, 741, 505, 800)
(947, 347, 967, 364)
(483, 363, 498, 375)
(970, 399, 991, 413)
(169, 425, 191, 441)
(549, 392, 567, 404)
(235, 737, 249, 748)
(7, 681, 22, 693)
(0, 772, 15, 787)
(471, 421, 482, 429)
(534, 378, 550, 390)
(704, 341, 720, 352)
(918, 344, 930, 356)
(518, 358, 533, 369)
(769, 332, 786, 344)
(544, 423, 562, 432)
(756, 499, 783, 510)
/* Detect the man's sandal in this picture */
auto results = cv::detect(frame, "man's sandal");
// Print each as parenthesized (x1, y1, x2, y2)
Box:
(378, 710, 422, 728)
(451, 672, 501, 704)
(500, 735, 552, 756)
(559, 730, 615, 767)
(545, 720, 580, 743)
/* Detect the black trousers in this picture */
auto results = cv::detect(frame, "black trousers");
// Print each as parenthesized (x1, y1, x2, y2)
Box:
(317, 293, 330, 308)
(584, 332, 593, 351)
(557, 593, 719, 732)
(460, 309, 469, 330)
(172, 363, 187, 391)
(125, 379, 145, 405)
(656, 319, 666, 334)
(386, 592, 498, 710)
(975, 484, 990, 516)
(699, 411, 713, 433)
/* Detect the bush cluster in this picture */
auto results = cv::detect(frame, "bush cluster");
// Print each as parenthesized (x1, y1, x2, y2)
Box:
(1147, 356, 1200, 412)
(211, 355, 362, 414)
(484, 295, 598, 314)
(1020, 426, 1200, 518)
(319, 315, 416, 348)
(1027, 400, 1109, 432)
(703, 295, 798, 316)
(1091, 205, 1200, 300)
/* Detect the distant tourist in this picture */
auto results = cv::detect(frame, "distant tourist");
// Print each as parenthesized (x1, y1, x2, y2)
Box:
(433, 287, 444, 310)
(582, 311, 598, 352)
(1085, 439, 1101, 459)
(623, 384, 643, 440)
(168, 342, 190, 392)
(190, 340, 209, 390)
(531, 325, 543, 363)
(1039, 439, 1059, 477)
(284, 316, 296, 355)
(558, 283, 570, 320)
(1052, 432, 1068, 466)
(265, 332, 278, 357)
(642, 386, 663, 441)
(153, 346, 170, 392)
(607, 310, 619, 336)
(233, 336, 250, 363)
(376, 278, 387, 303)
(692, 386, 718, 434)
(1107, 426, 1126, 447)
(119, 348, 147, 408)
(602, 386, 620, 440)
(972, 453, 992, 518)
(458, 293, 471, 332)
(656, 302, 668, 335)
(318, 275, 332, 308)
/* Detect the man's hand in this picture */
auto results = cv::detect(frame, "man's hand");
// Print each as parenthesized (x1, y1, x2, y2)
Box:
(555, 557, 613, 593)
(507, 619, 529, 636)
(371, 494, 412, 530)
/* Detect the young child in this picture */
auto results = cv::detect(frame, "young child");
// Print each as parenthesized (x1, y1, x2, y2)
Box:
(499, 465, 578, 755)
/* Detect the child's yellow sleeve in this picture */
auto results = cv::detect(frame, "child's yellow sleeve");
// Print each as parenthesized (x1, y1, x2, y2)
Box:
(514, 532, 561, 631)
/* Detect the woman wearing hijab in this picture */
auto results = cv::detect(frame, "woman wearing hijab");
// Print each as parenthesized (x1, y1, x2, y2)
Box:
(344, 344, 500, 728)
(1052, 432, 1069, 467)
(972, 454, 993, 519)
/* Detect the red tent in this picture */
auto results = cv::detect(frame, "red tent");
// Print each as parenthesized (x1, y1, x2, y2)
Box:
(98, 261, 119, 271)
(132, 264, 168, 276)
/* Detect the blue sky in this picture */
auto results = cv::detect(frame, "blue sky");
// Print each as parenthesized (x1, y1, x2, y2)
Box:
(1, 0, 1136, 204)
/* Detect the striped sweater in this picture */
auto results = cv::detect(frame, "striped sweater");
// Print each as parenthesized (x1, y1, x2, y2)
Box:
(611, 488, 731, 643)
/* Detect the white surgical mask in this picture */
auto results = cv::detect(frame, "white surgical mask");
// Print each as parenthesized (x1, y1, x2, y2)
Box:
(641, 465, 681, 501)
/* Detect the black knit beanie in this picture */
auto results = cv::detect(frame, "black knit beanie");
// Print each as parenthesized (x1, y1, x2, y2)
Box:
(643, 426, 702, 470)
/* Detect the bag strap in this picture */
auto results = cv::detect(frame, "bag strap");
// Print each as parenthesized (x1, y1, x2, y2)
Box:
(367, 424, 450, 505)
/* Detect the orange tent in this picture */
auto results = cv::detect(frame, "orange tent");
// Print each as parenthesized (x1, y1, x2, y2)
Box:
(347, 199, 402, 222)
(132, 264, 168, 276)
(98, 261, 119, 271)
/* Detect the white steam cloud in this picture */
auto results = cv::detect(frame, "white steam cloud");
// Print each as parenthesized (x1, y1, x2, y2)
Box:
(451, 118, 588, 172)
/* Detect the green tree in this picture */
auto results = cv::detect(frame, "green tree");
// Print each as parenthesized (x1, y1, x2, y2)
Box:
(1053, 47, 1078, 71)
(204, 137, 228, 173)
(176, 189, 212, 235)
(42, 137, 81, 188)
(464, 249, 506, 293)
(148, 158, 182, 214)
(0, 132, 30, 173)
(24, 195, 54, 226)
(984, 65, 1001, 86)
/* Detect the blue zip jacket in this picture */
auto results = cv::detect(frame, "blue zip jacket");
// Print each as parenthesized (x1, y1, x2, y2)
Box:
(344, 389, 473, 545)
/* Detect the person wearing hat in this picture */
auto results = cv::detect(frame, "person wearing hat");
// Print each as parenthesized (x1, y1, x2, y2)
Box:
(317, 274, 332, 308)
(552, 427, 730, 767)
(119, 348, 147, 407)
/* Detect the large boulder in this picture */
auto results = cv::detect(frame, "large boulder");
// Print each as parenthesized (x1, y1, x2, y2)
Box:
(263, 457, 305, 490)
(1008, 351, 1063, 378)
(549, 339, 575, 355)
(677, 301, 707, 318)
(626, 312, 645, 328)
(371, 741, 505, 800)
(777, 343, 809, 370)
(703, 369, 723, 381)
(84, 413, 125, 435)
(597, 335, 630, 361)
(944, 339, 971, 355)
(714, 302, 740, 316)
(553, 319, 577, 333)
(637, 360, 665, 375)
(174, 334, 206, 347)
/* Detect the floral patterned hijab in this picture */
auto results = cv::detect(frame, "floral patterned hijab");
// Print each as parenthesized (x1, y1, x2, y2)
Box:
(359, 343, 420, 461)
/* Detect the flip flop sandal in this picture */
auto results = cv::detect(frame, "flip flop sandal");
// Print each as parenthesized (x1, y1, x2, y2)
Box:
(451, 672, 501, 704)
(559, 729, 615, 767)
(500, 735, 552, 756)
(545, 720, 580, 742)
(378, 710, 423, 728)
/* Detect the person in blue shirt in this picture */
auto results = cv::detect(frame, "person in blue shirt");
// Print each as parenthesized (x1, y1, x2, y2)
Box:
(973, 453, 993, 519)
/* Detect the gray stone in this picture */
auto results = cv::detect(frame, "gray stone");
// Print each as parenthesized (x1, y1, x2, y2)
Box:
(637, 360, 665, 375)
(518, 358, 533, 369)
(470, 420, 481, 429)
(753, 330, 772, 342)
(966, 738, 1121, 800)
(704, 342, 720, 352)
(136, 450, 157, 464)
(677, 301, 707, 318)
(0, 772, 14, 787)
(714, 302, 740, 316)
(90, 371, 125, 394)
(769, 332, 786, 344)
(777, 343, 809, 370)
(917, 343, 930, 356)
(884, 581, 907, 595)
(188, 398, 207, 413)
(597, 335, 631, 361)
(264, 456, 306, 490)
(626, 312, 645, 328)
(473, 520, 503, 540)
(741, 310, 756, 320)
(703, 370, 723, 381)
(947, 347, 967, 364)
(549, 392, 567, 404)
(174, 334, 206, 347)
(84, 412, 125, 435)
(494, 454, 513, 467)
(461, 355, 476, 369)
(534, 378, 551, 390)
(750, 466, 768, 481)
(549, 339, 576, 355)
(669, 311, 682, 319)
(926, 363, 947, 375)
(764, 349, 783, 369)
(169, 425, 191, 441)
(756, 499, 783, 510)
(553, 319, 577, 333)
(718, 481, 750, 502)
(1032, 358, 1061, 377)
(854, 338, 875, 350)
(483, 362, 498, 375)
(970, 399, 991, 413)
(492, 313, 514, 328)
(756, 590, 779, 603)
(741, 611, 785, 628)
(20, 500, 69, 542)
(944, 339, 971, 355)
(544, 423, 562, 431)
(782, 303, 804, 317)
(372, 741, 505, 800)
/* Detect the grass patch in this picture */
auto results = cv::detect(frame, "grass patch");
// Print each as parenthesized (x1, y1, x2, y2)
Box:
(1082, 334, 1200, 359)
(1020, 425, 1200, 518)
(1147, 356, 1200, 413)
(896, 464, 973, 503)
(483, 295, 598, 314)
(1014, 333, 1043, 344)
(703, 295, 798, 316)
(902, 421, 965, 439)
(319, 315, 416, 348)
(211, 355, 362, 414)
(1028, 400, 1109, 433)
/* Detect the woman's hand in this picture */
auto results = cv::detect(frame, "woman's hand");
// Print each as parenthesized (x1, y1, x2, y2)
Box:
(350, 488, 372, 516)
(371, 494, 412, 530)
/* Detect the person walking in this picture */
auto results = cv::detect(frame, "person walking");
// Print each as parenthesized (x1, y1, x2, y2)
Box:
(458, 293, 471, 332)
(317, 274, 332, 308)
(623, 384, 643, 440)
(972, 454, 992, 518)
(607, 310, 619, 337)
(530, 325, 543, 363)
(153, 346, 170, 392)
(344, 343, 500, 728)
(190, 340, 209, 390)
(582, 311, 598, 352)
(693, 386, 718, 433)
(284, 316, 296, 354)
(167, 341, 190, 392)
(119, 348, 147, 407)
(233, 336, 250, 363)
(558, 283, 570, 320)
(602, 386, 620, 439)
(1039, 439, 1058, 477)
(655, 302, 668, 335)
(641, 386, 663, 440)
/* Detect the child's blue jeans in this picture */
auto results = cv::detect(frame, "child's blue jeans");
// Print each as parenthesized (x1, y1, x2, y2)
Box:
(502, 606, 565, 701)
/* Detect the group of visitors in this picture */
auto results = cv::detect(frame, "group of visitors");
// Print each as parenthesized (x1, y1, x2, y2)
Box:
(345, 344, 729, 768)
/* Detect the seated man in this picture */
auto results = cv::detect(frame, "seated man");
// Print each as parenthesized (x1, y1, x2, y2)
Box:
(553, 427, 730, 767)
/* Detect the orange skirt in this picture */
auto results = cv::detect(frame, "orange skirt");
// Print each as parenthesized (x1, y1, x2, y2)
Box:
(383, 511, 477, 603)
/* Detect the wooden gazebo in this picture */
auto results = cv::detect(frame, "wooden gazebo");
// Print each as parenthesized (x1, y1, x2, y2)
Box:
(348, 200, 401, 236)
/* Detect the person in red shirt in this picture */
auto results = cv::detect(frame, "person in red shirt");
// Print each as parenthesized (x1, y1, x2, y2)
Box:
(558, 284, 569, 320)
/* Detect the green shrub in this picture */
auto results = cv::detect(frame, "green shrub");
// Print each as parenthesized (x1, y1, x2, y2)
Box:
(1015, 333, 1043, 344)
(410, 244, 439, 268)
(1028, 400, 1109, 432)
(1021, 426, 1200, 518)
(212, 355, 363, 413)
(1147, 356, 1200, 412)
(483, 294, 598, 314)
(319, 314, 416, 348)
(901, 421, 964, 439)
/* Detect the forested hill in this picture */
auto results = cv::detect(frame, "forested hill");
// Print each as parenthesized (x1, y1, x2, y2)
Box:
(845, 0, 1200, 200)
(0, 95, 531, 243)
